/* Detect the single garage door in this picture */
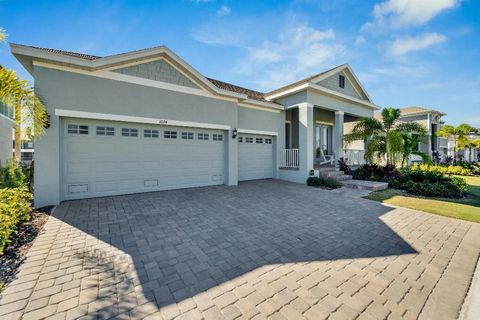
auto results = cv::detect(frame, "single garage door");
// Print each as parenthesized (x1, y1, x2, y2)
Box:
(62, 118, 226, 200)
(238, 134, 274, 181)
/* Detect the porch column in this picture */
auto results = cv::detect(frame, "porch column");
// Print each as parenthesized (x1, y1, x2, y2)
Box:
(298, 103, 314, 174)
(334, 111, 344, 163)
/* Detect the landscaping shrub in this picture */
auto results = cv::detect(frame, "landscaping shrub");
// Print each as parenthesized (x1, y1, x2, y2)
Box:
(352, 163, 397, 181)
(337, 158, 352, 175)
(0, 187, 33, 255)
(412, 163, 474, 176)
(306, 177, 341, 189)
(0, 160, 28, 188)
(389, 168, 468, 198)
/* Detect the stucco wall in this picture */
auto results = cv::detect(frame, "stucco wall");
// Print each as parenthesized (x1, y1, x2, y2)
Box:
(0, 116, 13, 166)
(316, 71, 363, 100)
(112, 60, 199, 89)
(33, 66, 283, 206)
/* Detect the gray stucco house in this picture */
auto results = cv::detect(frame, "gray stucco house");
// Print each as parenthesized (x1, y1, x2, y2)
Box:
(11, 44, 379, 207)
(0, 103, 15, 166)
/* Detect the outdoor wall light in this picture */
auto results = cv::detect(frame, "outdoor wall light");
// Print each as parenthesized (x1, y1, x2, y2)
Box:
(232, 128, 238, 139)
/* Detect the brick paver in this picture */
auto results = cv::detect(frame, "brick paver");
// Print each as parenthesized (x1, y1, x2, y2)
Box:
(0, 180, 479, 320)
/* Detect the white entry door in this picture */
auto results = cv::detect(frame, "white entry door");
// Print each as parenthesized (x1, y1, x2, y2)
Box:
(238, 134, 274, 181)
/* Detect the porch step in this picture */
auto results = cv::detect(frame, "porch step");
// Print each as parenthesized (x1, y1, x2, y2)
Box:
(340, 179, 389, 191)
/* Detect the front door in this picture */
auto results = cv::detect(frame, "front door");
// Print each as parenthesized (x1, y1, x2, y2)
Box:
(315, 124, 332, 162)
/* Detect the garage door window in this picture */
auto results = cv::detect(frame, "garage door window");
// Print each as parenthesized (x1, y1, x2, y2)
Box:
(198, 133, 209, 140)
(238, 137, 243, 142)
(182, 132, 194, 140)
(164, 131, 177, 139)
(144, 129, 159, 138)
(245, 137, 253, 143)
(256, 138, 263, 143)
(265, 138, 272, 144)
(68, 124, 89, 135)
(96, 126, 115, 136)
(122, 128, 138, 137)
(213, 134, 223, 141)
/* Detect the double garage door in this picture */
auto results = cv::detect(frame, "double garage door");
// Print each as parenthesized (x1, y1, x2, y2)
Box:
(62, 119, 274, 200)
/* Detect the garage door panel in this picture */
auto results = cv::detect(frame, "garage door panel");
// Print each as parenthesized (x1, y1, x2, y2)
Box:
(62, 119, 227, 200)
(238, 134, 274, 181)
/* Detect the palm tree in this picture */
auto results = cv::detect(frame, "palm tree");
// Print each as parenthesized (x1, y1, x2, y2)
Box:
(0, 28, 48, 162)
(438, 124, 477, 163)
(345, 107, 428, 166)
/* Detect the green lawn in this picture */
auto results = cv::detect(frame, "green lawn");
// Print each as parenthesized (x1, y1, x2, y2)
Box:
(365, 175, 480, 223)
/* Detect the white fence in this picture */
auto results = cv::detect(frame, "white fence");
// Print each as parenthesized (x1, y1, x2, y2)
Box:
(280, 149, 299, 168)
(344, 149, 365, 166)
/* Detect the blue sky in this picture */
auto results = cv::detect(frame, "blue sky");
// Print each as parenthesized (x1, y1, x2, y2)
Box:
(0, 0, 479, 126)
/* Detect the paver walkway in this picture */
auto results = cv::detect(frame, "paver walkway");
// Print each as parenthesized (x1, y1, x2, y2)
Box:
(1, 180, 479, 320)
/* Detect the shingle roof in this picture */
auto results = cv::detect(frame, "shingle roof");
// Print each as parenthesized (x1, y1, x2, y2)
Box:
(20, 45, 101, 60)
(206, 78, 267, 102)
(399, 107, 446, 116)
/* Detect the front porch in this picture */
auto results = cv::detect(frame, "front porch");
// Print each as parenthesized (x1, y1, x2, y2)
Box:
(279, 104, 366, 176)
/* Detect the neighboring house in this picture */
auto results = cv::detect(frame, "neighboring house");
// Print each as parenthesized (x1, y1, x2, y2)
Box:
(0, 102, 15, 166)
(374, 106, 448, 163)
(11, 44, 378, 207)
(457, 129, 480, 162)
(12, 138, 34, 164)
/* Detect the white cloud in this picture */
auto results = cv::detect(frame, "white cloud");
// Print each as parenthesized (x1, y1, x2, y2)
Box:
(363, 0, 460, 30)
(217, 5, 231, 17)
(355, 35, 365, 45)
(388, 32, 447, 55)
(241, 25, 345, 89)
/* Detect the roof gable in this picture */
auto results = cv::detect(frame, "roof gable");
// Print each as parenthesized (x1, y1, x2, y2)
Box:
(112, 59, 200, 89)
(315, 70, 363, 100)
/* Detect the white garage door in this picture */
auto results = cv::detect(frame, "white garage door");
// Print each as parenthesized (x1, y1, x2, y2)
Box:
(238, 134, 274, 181)
(62, 118, 226, 200)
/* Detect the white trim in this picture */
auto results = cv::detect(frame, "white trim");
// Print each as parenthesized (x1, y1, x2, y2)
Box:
(55, 109, 231, 131)
(315, 120, 334, 126)
(264, 83, 309, 101)
(335, 111, 345, 115)
(309, 84, 379, 109)
(285, 120, 291, 124)
(241, 99, 283, 110)
(238, 103, 281, 113)
(13, 44, 247, 100)
(237, 128, 278, 136)
(33, 61, 241, 103)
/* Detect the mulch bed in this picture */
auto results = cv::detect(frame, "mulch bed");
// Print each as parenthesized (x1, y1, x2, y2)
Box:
(0, 206, 54, 292)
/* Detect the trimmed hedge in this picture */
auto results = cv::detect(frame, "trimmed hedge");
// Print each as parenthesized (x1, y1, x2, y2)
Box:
(307, 177, 341, 189)
(0, 187, 32, 255)
(390, 168, 468, 198)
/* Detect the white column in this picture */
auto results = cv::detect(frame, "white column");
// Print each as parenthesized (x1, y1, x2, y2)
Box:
(334, 111, 344, 163)
(298, 103, 314, 174)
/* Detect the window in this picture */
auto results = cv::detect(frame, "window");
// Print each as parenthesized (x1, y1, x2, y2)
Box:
(339, 74, 345, 88)
(121, 128, 138, 137)
(265, 138, 272, 144)
(96, 126, 115, 136)
(68, 124, 89, 135)
(245, 137, 253, 143)
(238, 137, 243, 143)
(198, 133, 209, 140)
(182, 132, 194, 140)
(164, 131, 177, 139)
(256, 138, 263, 144)
(21, 152, 33, 161)
(213, 134, 223, 141)
(144, 129, 159, 138)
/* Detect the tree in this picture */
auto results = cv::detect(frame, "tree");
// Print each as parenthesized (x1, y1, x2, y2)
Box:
(438, 124, 477, 163)
(0, 28, 48, 161)
(345, 107, 428, 166)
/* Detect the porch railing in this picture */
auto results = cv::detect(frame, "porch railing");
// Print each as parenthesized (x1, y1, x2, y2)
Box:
(344, 149, 365, 166)
(280, 149, 299, 168)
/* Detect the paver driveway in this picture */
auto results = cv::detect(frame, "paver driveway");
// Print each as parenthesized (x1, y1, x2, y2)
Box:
(1, 180, 479, 320)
